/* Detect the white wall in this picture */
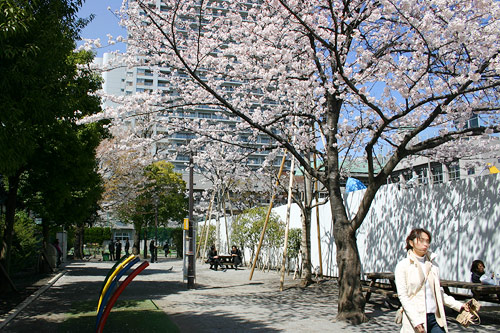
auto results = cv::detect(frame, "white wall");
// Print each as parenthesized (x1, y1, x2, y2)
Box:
(212, 173, 500, 281)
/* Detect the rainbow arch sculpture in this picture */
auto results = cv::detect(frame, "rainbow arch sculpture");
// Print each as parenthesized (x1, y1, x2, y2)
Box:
(95, 255, 149, 332)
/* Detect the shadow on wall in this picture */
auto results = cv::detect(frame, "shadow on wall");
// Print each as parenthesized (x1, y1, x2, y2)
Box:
(355, 173, 500, 281)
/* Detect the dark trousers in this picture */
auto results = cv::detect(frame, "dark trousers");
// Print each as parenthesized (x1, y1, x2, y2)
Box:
(232, 256, 241, 269)
(427, 313, 445, 333)
(209, 258, 220, 270)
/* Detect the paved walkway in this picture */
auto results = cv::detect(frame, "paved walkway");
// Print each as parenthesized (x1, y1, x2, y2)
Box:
(1, 258, 499, 332)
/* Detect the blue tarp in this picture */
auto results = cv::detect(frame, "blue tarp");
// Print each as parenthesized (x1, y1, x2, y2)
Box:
(345, 177, 367, 193)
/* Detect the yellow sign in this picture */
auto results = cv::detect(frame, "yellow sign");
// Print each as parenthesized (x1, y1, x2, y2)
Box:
(488, 163, 499, 174)
(183, 218, 189, 230)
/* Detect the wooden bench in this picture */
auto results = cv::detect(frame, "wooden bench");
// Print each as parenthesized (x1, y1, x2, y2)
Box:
(365, 272, 500, 306)
(364, 272, 400, 309)
(441, 279, 500, 303)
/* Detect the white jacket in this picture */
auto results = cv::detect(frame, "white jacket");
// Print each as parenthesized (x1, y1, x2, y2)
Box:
(395, 251, 463, 333)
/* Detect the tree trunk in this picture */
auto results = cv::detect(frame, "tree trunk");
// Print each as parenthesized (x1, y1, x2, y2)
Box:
(133, 228, 140, 255)
(42, 219, 50, 250)
(0, 172, 21, 274)
(74, 224, 84, 259)
(300, 209, 313, 286)
(143, 229, 148, 259)
(296, 165, 314, 287)
(331, 201, 367, 324)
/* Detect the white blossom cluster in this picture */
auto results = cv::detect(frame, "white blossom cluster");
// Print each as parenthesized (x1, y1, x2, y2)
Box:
(85, 0, 500, 211)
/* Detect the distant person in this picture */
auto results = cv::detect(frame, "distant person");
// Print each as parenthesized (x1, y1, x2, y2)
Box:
(230, 245, 242, 270)
(207, 245, 221, 271)
(53, 239, 62, 267)
(108, 239, 115, 261)
(150, 240, 157, 263)
(125, 239, 130, 256)
(470, 259, 496, 285)
(163, 243, 170, 257)
(115, 239, 122, 261)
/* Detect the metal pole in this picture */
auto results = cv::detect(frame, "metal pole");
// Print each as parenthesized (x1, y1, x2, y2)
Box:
(187, 154, 195, 289)
(155, 200, 158, 263)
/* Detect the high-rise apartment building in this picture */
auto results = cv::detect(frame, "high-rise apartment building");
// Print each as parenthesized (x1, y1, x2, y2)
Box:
(94, 0, 290, 196)
(95, 59, 285, 193)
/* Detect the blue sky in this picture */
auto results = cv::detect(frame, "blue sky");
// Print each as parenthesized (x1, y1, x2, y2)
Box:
(77, 0, 127, 57)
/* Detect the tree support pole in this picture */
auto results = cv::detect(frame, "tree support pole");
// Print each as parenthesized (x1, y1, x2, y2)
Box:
(196, 190, 215, 259)
(313, 154, 323, 277)
(249, 151, 287, 280)
(201, 187, 216, 263)
(222, 187, 230, 252)
(280, 156, 295, 291)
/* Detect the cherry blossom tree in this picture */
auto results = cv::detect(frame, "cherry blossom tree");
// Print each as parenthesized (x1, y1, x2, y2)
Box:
(90, 0, 500, 323)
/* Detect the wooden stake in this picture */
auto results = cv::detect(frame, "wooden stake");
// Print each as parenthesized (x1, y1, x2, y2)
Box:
(249, 151, 287, 280)
(215, 190, 221, 251)
(222, 187, 230, 253)
(313, 154, 323, 277)
(280, 156, 295, 291)
(197, 190, 215, 260)
(201, 189, 216, 263)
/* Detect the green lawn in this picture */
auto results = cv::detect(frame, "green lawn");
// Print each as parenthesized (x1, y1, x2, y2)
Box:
(59, 299, 179, 332)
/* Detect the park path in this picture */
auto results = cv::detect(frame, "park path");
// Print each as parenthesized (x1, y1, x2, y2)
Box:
(1, 258, 499, 332)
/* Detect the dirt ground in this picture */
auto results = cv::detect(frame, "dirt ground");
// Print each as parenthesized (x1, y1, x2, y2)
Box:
(0, 271, 55, 316)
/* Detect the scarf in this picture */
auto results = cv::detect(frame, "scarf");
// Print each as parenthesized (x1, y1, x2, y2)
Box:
(409, 250, 444, 324)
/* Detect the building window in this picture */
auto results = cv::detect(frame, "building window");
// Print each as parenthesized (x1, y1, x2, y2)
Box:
(114, 232, 130, 241)
(176, 154, 189, 161)
(415, 166, 428, 184)
(448, 164, 460, 181)
(467, 167, 475, 175)
(466, 115, 479, 128)
(431, 164, 443, 184)
(137, 68, 153, 76)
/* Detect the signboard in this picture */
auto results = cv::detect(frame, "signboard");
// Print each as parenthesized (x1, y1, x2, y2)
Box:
(183, 218, 189, 230)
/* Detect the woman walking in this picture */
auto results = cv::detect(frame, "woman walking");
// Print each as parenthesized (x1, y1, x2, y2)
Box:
(395, 228, 469, 332)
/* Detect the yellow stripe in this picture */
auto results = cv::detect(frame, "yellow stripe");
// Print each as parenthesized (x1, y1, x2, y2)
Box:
(97, 254, 136, 313)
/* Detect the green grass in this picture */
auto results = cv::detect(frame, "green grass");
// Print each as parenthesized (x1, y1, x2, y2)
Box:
(58, 299, 179, 333)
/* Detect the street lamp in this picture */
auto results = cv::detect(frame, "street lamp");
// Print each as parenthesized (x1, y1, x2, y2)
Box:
(187, 153, 195, 288)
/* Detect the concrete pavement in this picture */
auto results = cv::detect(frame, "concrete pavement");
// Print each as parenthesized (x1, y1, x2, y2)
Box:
(1, 258, 499, 332)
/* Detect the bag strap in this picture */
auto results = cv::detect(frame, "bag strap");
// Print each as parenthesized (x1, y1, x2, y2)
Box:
(410, 252, 432, 296)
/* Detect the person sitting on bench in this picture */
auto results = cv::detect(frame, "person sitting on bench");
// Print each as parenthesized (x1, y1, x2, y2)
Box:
(470, 259, 496, 285)
(230, 245, 242, 270)
(208, 245, 221, 271)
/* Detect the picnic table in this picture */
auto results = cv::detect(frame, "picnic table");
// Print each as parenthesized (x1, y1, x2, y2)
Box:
(364, 272, 500, 306)
(218, 255, 237, 269)
(205, 255, 238, 270)
(363, 272, 400, 309)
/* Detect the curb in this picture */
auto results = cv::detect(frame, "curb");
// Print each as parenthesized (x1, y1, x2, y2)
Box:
(0, 269, 67, 330)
